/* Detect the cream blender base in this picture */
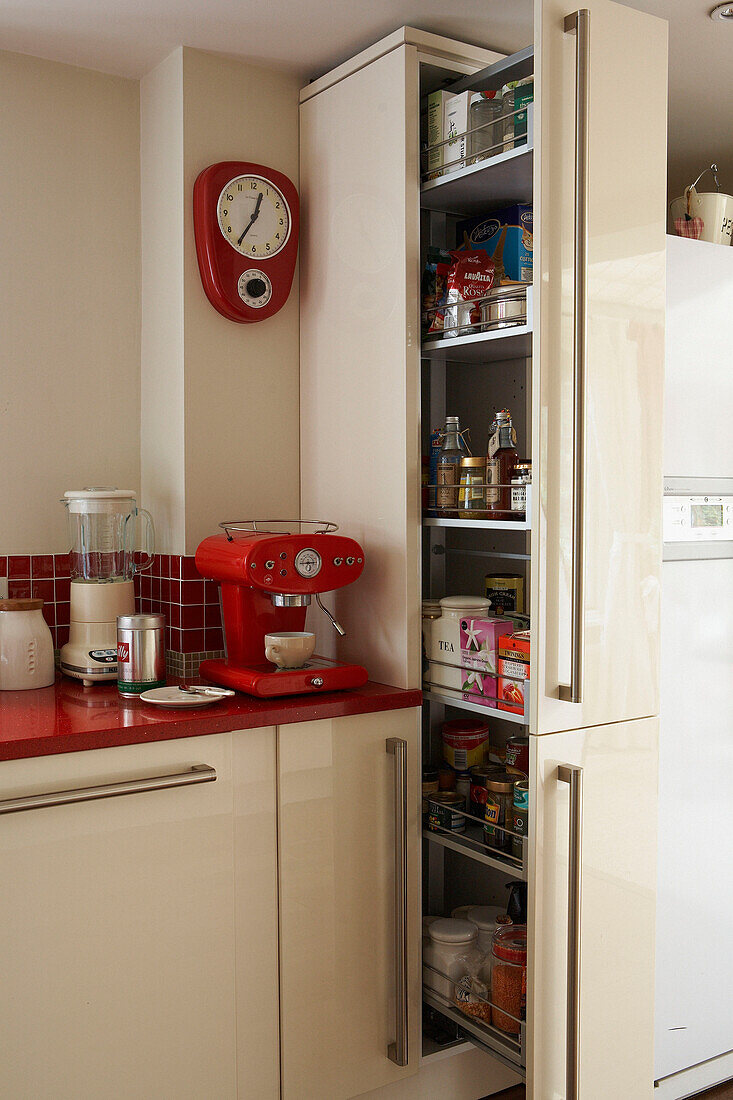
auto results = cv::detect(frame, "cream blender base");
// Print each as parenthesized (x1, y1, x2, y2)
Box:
(61, 580, 135, 685)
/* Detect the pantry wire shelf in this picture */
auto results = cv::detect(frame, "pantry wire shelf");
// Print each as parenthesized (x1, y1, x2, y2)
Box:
(424, 800, 527, 878)
(422, 290, 528, 341)
(423, 960, 525, 1033)
(420, 104, 534, 216)
(422, 973, 525, 1072)
(422, 675, 529, 724)
(420, 104, 530, 181)
(423, 485, 532, 530)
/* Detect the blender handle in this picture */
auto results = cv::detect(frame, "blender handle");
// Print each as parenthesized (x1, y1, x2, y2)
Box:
(134, 508, 156, 573)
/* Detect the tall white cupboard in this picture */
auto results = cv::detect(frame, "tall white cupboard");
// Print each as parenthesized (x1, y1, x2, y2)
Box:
(300, 7, 667, 1098)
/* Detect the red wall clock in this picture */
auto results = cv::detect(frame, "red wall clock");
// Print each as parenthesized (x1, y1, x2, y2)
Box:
(193, 161, 299, 323)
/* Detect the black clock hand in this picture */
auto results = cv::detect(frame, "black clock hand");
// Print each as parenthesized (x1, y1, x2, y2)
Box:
(237, 192, 264, 245)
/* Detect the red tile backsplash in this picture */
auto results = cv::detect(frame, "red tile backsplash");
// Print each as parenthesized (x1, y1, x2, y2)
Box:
(32, 555, 54, 578)
(6, 553, 222, 657)
(9, 556, 31, 579)
(31, 578, 55, 602)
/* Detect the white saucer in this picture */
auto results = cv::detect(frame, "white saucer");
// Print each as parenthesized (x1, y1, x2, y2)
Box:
(140, 687, 220, 708)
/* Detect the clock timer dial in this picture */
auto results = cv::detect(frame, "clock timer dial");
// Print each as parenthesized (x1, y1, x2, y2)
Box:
(217, 175, 291, 259)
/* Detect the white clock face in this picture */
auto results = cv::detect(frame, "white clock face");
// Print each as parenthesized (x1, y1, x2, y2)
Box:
(217, 175, 291, 258)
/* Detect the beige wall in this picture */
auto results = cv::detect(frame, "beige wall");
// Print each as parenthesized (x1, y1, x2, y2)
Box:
(140, 51, 186, 554)
(140, 47, 301, 555)
(181, 49, 300, 554)
(0, 51, 140, 555)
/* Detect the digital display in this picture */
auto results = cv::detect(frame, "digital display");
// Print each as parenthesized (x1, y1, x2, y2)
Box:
(691, 504, 723, 528)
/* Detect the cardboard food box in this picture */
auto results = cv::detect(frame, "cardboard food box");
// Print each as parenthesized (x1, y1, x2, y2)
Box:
(456, 204, 533, 284)
(426, 91, 470, 177)
(497, 630, 530, 715)
(459, 616, 508, 676)
(426, 91, 452, 178)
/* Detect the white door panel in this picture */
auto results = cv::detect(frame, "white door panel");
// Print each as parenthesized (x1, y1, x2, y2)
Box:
(532, 0, 667, 734)
(655, 559, 733, 1081)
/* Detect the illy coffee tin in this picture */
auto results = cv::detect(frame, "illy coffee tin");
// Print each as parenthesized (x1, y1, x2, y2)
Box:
(117, 614, 166, 697)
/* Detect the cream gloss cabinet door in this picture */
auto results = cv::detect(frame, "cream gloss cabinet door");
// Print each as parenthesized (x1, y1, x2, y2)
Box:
(278, 709, 421, 1099)
(527, 717, 658, 1098)
(0, 733, 279, 1100)
(531, 0, 668, 734)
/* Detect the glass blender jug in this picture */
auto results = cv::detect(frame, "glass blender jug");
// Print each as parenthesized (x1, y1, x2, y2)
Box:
(59, 489, 155, 685)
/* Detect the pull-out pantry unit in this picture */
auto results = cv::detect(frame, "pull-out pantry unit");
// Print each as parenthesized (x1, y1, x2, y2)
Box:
(300, 5, 667, 1096)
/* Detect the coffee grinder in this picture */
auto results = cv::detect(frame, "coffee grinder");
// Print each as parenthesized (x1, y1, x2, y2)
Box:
(195, 520, 368, 697)
(59, 488, 154, 685)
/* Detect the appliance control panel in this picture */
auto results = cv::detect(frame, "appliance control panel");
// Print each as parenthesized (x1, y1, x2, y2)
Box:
(663, 493, 733, 542)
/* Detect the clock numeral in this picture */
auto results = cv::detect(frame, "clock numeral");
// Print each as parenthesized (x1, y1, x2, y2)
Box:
(222, 208, 227, 216)
(266, 243, 270, 251)
(250, 182, 257, 189)
(279, 219, 284, 225)
(275, 202, 280, 208)
(237, 183, 243, 191)
(226, 194, 233, 201)
(252, 246, 257, 252)
(227, 226, 232, 233)
(276, 233, 280, 240)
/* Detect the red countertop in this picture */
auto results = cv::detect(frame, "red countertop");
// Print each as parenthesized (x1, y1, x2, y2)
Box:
(0, 675, 422, 761)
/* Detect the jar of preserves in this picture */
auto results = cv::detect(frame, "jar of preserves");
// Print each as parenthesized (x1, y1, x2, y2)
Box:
(458, 456, 487, 519)
(483, 769, 516, 852)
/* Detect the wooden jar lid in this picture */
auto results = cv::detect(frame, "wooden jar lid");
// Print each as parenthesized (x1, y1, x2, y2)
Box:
(0, 598, 44, 611)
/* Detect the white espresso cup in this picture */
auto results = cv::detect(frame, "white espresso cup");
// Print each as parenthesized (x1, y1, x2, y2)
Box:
(264, 631, 316, 669)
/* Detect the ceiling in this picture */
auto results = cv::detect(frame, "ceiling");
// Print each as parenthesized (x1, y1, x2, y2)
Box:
(2, 0, 731, 199)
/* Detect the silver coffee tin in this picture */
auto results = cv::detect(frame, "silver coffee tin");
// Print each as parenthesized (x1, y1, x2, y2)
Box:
(480, 283, 527, 331)
(117, 613, 166, 697)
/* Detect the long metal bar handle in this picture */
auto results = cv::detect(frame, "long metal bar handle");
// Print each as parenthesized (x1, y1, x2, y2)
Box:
(559, 8, 590, 705)
(386, 737, 408, 1067)
(0, 765, 217, 816)
(557, 763, 583, 1099)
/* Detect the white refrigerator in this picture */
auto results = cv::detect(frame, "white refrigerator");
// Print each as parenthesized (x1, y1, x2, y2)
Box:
(655, 235, 733, 1098)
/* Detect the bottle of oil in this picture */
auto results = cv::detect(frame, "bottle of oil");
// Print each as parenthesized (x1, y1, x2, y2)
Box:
(485, 409, 518, 520)
(436, 416, 467, 517)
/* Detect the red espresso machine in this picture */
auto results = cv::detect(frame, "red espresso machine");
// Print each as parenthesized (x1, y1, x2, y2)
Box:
(195, 520, 368, 697)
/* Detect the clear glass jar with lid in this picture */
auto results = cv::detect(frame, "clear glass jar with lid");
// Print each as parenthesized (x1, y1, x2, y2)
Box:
(491, 923, 527, 1033)
(459, 456, 487, 519)
(423, 918, 480, 1001)
(468, 90, 503, 163)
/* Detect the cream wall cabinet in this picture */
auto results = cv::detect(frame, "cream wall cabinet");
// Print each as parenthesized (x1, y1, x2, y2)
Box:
(278, 709, 421, 1099)
(0, 731, 280, 1100)
(299, 10, 666, 1099)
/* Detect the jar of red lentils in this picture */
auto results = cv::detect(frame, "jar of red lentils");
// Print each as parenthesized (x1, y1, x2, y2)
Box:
(490, 924, 527, 1034)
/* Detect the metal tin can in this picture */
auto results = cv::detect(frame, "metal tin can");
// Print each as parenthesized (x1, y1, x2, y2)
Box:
(479, 283, 527, 332)
(505, 735, 530, 776)
(117, 613, 166, 697)
(512, 780, 529, 859)
(422, 768, 439, 822)
(428, 792, 466, 834)
(485, 573, 524, 615)
(483, 770, 516, 852)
